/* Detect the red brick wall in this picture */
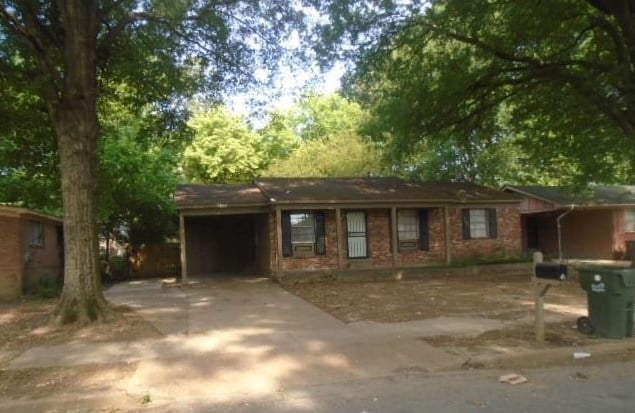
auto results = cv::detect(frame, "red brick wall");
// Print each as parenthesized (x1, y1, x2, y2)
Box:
(0, 215, 22, 300)
(400, 208, 447, 265)
(271, 205, 522, 276)
(281, 210, 339, 272)
(449, 206, 521, 261)
(21, 218, 63, 293)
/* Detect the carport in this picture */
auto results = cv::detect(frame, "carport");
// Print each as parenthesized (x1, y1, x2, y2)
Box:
(176, 184, 272, 280)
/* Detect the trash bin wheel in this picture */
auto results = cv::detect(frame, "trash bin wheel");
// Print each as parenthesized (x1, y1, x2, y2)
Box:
(577, 316, 595, 335)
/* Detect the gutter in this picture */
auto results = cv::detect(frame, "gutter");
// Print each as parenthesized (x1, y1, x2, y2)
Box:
(557, 205, 575, 262)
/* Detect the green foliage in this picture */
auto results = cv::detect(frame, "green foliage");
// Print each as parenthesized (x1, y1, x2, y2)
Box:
(100, 110, 181, 245)
(183, 106, 265, 183)
(262, 93, 388, 177)
(265, 132, 385, 177)
(318, 0, 635, 184)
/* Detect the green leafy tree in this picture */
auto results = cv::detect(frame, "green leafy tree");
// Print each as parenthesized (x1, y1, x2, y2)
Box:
(317, 0, 635, 184)
(183, 106, 265, 183)
(265, 132, 385, 177)
(263, 93, 387, 176)
(0, 1, 306, 325)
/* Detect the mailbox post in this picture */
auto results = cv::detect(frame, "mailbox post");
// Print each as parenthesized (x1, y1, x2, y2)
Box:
(533, 252, 568, 343)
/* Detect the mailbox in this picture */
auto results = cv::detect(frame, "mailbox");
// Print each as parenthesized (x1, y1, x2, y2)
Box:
(535, 262, 567, 281)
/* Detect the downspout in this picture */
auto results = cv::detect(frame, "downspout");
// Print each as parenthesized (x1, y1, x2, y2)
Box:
(557, 205, 575, 263)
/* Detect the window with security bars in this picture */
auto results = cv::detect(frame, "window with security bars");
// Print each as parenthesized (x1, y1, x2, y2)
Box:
(346, 211, 367, 258)
(626, 209, 635, 232)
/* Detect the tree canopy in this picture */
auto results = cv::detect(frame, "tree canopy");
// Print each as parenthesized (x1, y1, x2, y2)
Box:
(262, 93, 387, 177)
(0, 0, 308, 325)
(183, 106, 265, 183)
(317, 0, 635, 184)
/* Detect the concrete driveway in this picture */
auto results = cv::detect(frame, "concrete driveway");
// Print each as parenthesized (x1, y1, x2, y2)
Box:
(8, 277, 502, 406)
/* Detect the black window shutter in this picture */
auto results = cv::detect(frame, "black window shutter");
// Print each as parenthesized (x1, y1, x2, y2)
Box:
(462, 209, 471, 240)
(281, 212, 292, 257)
(488, 208, 498, 239)
(315, 211, 326, 255)
(419, 209, 429, 251)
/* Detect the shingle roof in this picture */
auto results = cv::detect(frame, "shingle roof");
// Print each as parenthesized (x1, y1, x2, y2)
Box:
(176, 178, 519, 210)
(0, 205, 63, 224)
(175, 184, 269, 209)
(254, 178, 518, 204)
(504, 185, 635, 206)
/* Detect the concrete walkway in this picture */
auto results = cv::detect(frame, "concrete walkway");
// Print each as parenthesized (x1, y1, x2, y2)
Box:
(7, 277, 506, 404)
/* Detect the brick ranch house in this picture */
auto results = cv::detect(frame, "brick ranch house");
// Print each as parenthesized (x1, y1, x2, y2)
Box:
(175, 178, 522, 282)
(0, 206, 63, 299)
(503, 185, 635, 260)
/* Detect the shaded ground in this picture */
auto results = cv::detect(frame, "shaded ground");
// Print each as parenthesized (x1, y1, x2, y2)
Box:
(0, 298, 163, 357)
(0, 297, 163, 403)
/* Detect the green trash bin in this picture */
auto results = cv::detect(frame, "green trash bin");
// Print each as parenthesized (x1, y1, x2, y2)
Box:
(578, 267, 635, 339)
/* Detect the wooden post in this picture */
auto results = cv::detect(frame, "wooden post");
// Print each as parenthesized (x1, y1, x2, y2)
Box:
(533, 251, 549, 343)
(336, 208, 345, 270)
(444, 207, 452, 265)
(390, 207, 399, 268)
(179, 213, 187, 283)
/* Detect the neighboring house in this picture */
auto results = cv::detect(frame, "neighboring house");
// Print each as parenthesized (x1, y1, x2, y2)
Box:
(503, 185, 635, 260)
(175, 178, 522, 281)
(0, 206, 63, 299)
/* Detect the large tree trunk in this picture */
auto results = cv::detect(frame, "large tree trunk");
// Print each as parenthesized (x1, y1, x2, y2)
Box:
(51, 0, 112, 325)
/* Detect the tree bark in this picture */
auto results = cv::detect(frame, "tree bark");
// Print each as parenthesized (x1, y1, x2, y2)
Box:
(50, 0, 112, 325)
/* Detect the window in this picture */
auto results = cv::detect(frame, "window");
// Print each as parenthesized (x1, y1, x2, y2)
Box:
(625, 209, 635, 232)
(282, 211, 325, 257)
(462, 208, 497, 239)
(290, 213, 315, 244)
(397, 209, 429, 250)
(29, 221, 44, 247)
(347, 211, 368, 258)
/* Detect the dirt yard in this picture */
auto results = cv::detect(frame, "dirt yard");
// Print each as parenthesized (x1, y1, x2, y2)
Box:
(284, 272, 608, 357)
(0, 298, 162, 357)
(0, 297, 162, 402)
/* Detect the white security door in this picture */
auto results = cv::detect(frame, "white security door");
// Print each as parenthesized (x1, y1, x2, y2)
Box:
(346, 211, 367, 258)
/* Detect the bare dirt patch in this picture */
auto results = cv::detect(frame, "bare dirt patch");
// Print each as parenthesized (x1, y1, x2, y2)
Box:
(0, 298, 163, 355)
(0, 362, 137, 400)
(284, 272, 607, 364)
(284, 272, 587, 323)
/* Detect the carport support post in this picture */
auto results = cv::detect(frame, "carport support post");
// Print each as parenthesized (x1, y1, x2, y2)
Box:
(275, 207, 284, 274)
(179, 213, 187, 283)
